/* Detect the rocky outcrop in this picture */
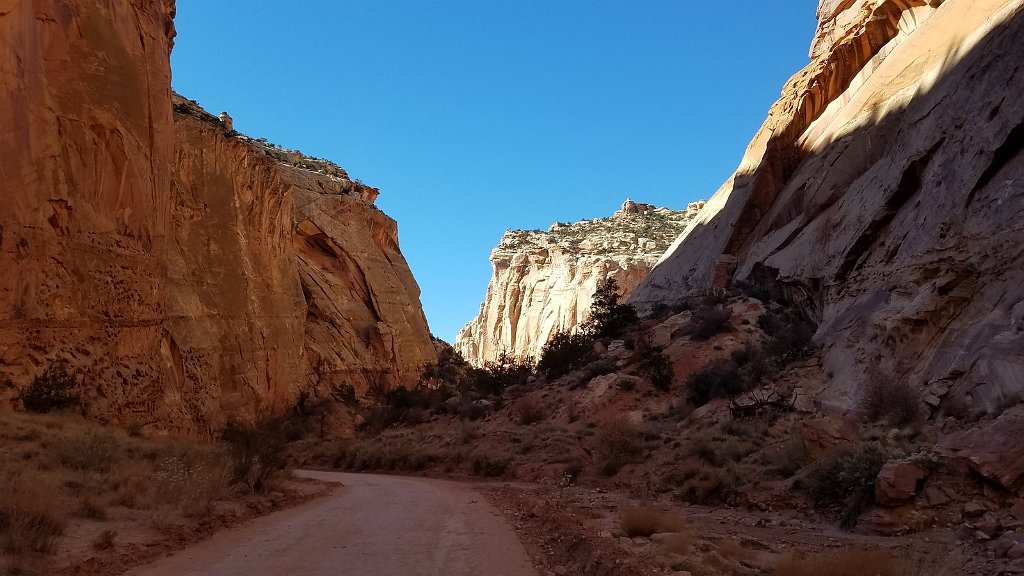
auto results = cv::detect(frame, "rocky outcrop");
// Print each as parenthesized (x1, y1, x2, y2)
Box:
(0, 1, 435, 431)
(632, 0, 1024, 414)
(936, 409, 1024, 491)
(456, 200, 702, 365)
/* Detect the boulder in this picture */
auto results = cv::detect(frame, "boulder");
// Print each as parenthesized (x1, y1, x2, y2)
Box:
(801, 415, 859, 457)
(875, 460, 930, 506)
(936, 411, 1024, 491)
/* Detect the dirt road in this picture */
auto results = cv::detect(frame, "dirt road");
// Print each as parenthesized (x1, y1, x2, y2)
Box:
(128, 471, 539, 576)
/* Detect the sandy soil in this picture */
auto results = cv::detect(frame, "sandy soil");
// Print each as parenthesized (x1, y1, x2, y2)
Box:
(127, 471, 538, 576)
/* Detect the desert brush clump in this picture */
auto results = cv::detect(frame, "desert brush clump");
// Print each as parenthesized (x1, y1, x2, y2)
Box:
(806, 442, 891, 528)
(513, 395, 546, 425)
(473, 350, 534, 396)
(537, 330, 596, 379)
(0, 474, 64, 555)
(221, 415, 301, 493)
(860, 372, 922, 427)
(619, 506, 686, 537)
(685, 305, 733, 340)
(593, 415, 643, 475)
(686, 360, 746, 406)
(21, 361, 80, 413)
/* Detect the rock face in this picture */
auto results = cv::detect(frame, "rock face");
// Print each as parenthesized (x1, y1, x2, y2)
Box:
(0, 1, 435, 431)
(936, 409, 1024, 491)
(632, 0, 1024, 414)
(456, 200, 702, 365)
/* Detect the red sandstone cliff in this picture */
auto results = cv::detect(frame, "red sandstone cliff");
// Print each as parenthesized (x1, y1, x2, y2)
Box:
(0, 1, 435, 431)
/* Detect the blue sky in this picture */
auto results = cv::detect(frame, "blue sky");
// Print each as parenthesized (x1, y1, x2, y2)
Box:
(171, 1, 818, 342)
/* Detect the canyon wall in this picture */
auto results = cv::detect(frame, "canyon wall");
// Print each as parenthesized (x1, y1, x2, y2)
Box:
(0, 1, 434, 431)
(632, 0, 1024, 415)
(457, 200, 702, 365)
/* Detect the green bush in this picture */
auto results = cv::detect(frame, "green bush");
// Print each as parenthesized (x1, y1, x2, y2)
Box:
(22, 362, 79, 413)
(806, 442, 890, 528)
(471, 351, 533, 396)
(586, 277, 638, 338)
(537, 330, 595, 379)
(636, 337, 674, 391)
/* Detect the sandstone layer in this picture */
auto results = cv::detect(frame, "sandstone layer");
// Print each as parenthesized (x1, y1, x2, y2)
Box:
(631, 0, 1024, 415)
(457, 200, 702, 365)
(0, 2, 434, 431)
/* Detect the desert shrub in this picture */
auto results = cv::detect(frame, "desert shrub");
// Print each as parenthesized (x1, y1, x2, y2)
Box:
(0, 475, 64, 555)
(769, 428, 809, 478)
(331, 383, 358, 405)
(861, 374, 921, 427)
(733, 278, 773, 302)
(686, 306, 733, 340)
(679, 465, 738, 505)
(686, 360, 747, 406)
(92, 529, 117, 551)
(774, 548, 906, 576)
(471, 452, 511, 477)
(56, 431, 118, 473)
(362, 384, 454, 430)
(221, 416, 297, 493)
(21, 362, 79, 413)
(456, 400, 488, 421)
(634, 335, 674, 391)
(586, 277, 639, 338)
(594, 415, 641, 475)
(471, 351, 533, 396)
(150, 448, 231, 516)
(76, 497, 107, 520)
(760, 311, 816, 364)
(513, 396, 545, 425)
(537, 330, 595, 379)
(619, 506, 685, 537)
(806, 442, 890, 528)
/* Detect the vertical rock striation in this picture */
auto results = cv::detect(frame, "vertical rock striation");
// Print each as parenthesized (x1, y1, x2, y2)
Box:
(456, 200, 703, 366)
(0, 2, 435, 431)
(632, 0, 1024, 413)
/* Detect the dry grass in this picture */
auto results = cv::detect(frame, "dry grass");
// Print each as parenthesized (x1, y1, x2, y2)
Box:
(0, 474, 65, 555)
(619, 506, 685, 537)
(774, 548, 906, 576)
(594, 415, 642, 475)
(513, 396, 546, 425)
(860, 372, 922, 427)
(0, 411, 234, 564)
(657, 531, 696, 555)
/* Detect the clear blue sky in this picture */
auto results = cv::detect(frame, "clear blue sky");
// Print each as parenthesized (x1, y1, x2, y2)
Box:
(171, 1, 818, 342)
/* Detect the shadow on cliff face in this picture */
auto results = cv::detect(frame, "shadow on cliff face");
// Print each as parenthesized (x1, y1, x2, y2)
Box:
(640, 5, 1024, 414)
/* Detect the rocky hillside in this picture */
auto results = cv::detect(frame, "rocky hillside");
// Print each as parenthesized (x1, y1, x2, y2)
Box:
(456, 199, 703, 365)
(633, 0, 1024, 416)
(0, 0, 435, 432)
